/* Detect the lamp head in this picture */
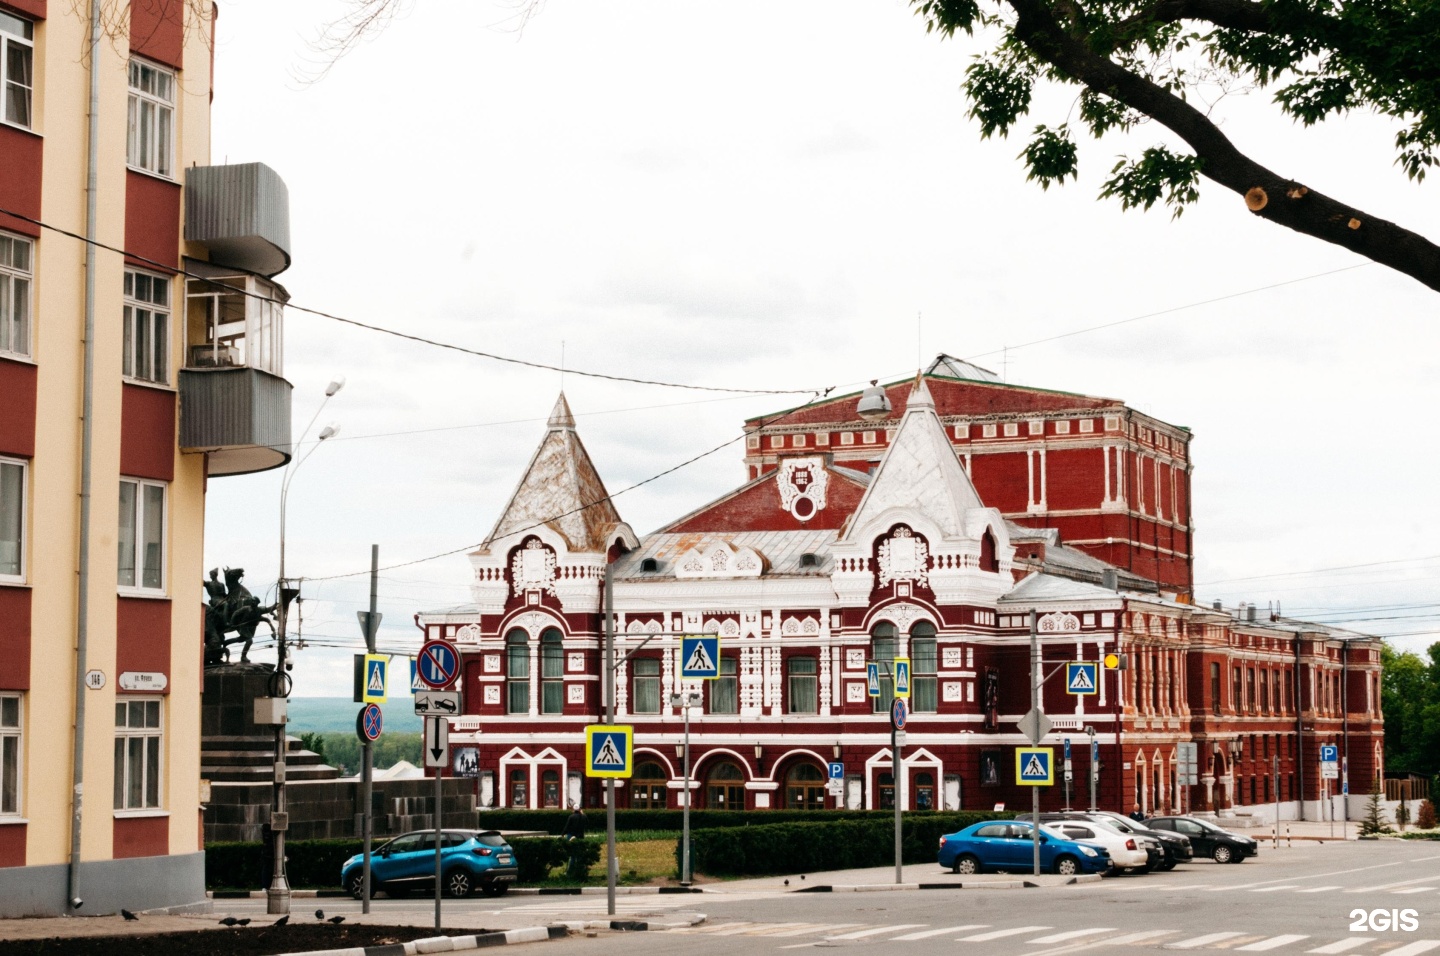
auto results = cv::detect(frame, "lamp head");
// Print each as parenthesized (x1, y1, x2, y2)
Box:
(325, 376, 346, 397)
(856, 380, 892, 421)
(318, 423, 340, 441)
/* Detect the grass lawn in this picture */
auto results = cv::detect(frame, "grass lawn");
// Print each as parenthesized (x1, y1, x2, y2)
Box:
(614, 838, 679, 883)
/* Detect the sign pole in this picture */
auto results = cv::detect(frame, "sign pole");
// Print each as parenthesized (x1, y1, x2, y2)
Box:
(893, 724, 902, 885)
(603, 566, 617, 918)
(1030, 610, 1040, 877)
(1088, 728, 1098, 813)
(362, 545, 378, 914)
(434, 715, 443, 932)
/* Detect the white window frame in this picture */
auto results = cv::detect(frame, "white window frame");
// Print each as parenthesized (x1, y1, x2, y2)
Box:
(126, 58, 175, 179)
(0, 12, 33, 131)
(123, 269, 170, 385)
(114, 697, 163, 812)
(0, 231, 32, 359)
(0, 692, 21, 818)
(118, 477, 166, 594)
(0, 456, 24, 583)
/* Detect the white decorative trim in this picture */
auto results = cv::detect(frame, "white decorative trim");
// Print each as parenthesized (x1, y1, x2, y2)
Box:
(1038, 611, 1082, 633)
(674, 540, 763, 579)
(777, 457, 828, 522)
(511, 538, 557, 597)
(455, 623, 483, 645)
(877, 526, 929, 589)
(869, 601, 934, 632)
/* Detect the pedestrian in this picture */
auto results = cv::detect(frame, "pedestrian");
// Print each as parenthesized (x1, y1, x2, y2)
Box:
(563, 805, 586, 841)
(1130, 803, 1145, 822)
(562, 805, 588, 881)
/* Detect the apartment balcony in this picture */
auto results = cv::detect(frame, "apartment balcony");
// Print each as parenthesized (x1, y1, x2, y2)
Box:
(185, 162, 292, 277)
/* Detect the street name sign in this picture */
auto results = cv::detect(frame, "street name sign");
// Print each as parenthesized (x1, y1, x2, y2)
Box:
(680, 635, 720, 679)
(1017, 747, 1054, 786)
(413, 690, 461, 717)
(585, 725, 633, 778)
(1065, 662, 1098, 695)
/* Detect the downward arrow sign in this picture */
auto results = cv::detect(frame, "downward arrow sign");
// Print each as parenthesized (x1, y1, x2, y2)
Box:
(424, 716, 449, 768)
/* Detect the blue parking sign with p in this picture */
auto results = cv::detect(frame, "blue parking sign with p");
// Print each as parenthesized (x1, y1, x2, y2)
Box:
(828, 761, 844, 780)
(1320, 744, 1338, 762)
(680, 635, 720, 679)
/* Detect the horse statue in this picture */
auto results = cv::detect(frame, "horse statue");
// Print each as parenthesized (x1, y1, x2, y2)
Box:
(203, 567, 278, 665)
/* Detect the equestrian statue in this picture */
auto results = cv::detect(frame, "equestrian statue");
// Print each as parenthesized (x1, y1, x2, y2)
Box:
(203, 567, 277, 665)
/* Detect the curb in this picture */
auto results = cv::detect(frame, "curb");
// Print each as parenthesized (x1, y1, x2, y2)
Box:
(212, 887, 706, 900)
(274, 925, 567, 956)
(797, 874, 1102, 892)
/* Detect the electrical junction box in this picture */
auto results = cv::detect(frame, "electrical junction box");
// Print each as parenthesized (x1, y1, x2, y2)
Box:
(254, 697, 287, 725)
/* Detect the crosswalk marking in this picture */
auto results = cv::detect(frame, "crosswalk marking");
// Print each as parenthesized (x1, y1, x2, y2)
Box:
(825, 924, 927, 940)
(1107, 930, 1179, 945)
(1305, 939, 1374, 954)
(888, 925, 989, 940)
(767, 924, 865, 937)
(956, 926, 1053, 942)
(1165, 931, 1247, 949)
(1253, 886, 1301, 893)
(1393, 886, 1438, 894)
(1235, 935, 1309, 951)
(1027, 928, 1118, 943)
(1347, 876, 1438, 893)
(684, 922, 756, 934)
(1296, 886, 1342, 893)
(1386, 942, 1440, 956)
(744, 923, 826, 936)
(712, 923, 773, 936)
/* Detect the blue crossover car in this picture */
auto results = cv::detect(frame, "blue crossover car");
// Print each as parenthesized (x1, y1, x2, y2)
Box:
(938, 820, 1112, 876)
(342, 829, 519, 899)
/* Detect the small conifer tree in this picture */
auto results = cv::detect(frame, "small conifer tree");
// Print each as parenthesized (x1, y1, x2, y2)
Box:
(1359, 782, 1392, 836)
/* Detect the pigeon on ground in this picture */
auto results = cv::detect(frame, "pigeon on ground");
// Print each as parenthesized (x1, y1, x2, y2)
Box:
(783, 879, 789, 886)
(236, 918, 251, 926)
(328, 915, 346, 925)
(121, 909, 139, 922)
(219, 917, 239, 927)
(314, 909, 325, 921)
(800, 875, 805, 881)
(273, 916, 289, 926)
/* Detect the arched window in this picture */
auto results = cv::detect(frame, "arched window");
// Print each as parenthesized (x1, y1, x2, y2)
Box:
(509, 767, 528, 808)
(541, 628, 564, 714)
(630, 761, 668, 809)
(785, 763, 827, 810)
(871, 623, 896, 714)
(980, 529, 998, 573)
(910, 622, 937, 713)
(541, 769, 561, 808)
(506, 629, 529, 714)
(705, 761, 745, 810)
(915, 771, 935, 811)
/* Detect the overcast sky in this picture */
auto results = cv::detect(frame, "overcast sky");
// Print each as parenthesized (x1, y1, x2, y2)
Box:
(200, 0, 1440, 698)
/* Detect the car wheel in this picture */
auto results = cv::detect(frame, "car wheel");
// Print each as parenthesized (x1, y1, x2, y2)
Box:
(1158, 860, 1176, 871)
(480, 883, 509, 897)
(954, 854, 981, 875)
(1138, 863, 1155, 874)
(1212, 845, 1233, 864)
(444, 868, 475, 899)
(345, 872, 366, 900)
(1053, 855, 1080, 876)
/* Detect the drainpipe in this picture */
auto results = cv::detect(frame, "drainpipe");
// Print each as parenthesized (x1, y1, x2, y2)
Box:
(1114, 599, 1126, 812)
(68, 0, 103, 912)
(1295, 635, 1305, 822)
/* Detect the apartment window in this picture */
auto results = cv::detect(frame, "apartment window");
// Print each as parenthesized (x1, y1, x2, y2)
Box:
(0, 693, 19, 815)
(505, 629, 529, 714)
(117, 478, 165, 592)
(911, 624, 937, 713)
(1232, 666, 1243, 712)
(1259, 669, 1269, 715)
(708, 656, 737, 714)
(0, 232, 31, 357)
(787, 656, 817, 714)
(114, 698, 162, 810)
(0, 457, 23, 580)
(1247, 667, 1256, 713)
(1272, 671, 1281, 713)
(632, 658, 660, 714)
(871, 623, 896, 713)
(123, 271, 170, 384)
(0, 13, 32, 129)
(127, 59, 174, 178)
(1210, 662, 1221, 716)
(540, 628, 563, 715)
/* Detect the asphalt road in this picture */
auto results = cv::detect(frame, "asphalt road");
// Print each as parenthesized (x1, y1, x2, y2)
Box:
(219, 840, 1440, 955)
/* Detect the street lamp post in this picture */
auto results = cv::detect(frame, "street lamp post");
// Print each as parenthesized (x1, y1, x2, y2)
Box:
(670, 691, 700, 886)
(267, 378, 344, 916)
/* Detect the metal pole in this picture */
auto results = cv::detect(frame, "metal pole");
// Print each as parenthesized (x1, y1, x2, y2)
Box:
(269, 510, 290, 915)
(1089, 729, 1098, 813)
(893, 727, 902, 885)
(1030, 610, 1040, 877)
(604, 566, 617, 917)
(1273, 753, 1280, 848)
(434, 734, 443, 931)
(362, 545, 378, 914)
(682, 699, 692, 885)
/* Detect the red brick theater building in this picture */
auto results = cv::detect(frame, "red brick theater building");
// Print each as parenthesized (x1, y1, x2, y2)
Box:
(417, 358, 1382, 821)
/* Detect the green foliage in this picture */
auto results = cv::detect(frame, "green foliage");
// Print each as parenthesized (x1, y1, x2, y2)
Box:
(509, 837, 601, 883)
(685, 812, 1012, 877)
(1358, 784, 1393, 837)
(965, 58, 1035, 139)
(298, 731, 328, 764)
(1099, 147, 1203, 218)
(312, 732, 423, 776)
(1021, 125, 1080, 189)
(474, 808, 937, 834)
(1418, 799, 1436, 830)
(1380, 643, 1440, 777)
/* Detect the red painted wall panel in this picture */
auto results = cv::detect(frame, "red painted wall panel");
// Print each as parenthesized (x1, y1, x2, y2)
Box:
(970, 451, 1028, 514)
(0, 587, 29, 691)
(123, 171, 181, 272)
(129, 0, 184, 70)
(0, 125, 41, 238)
(0, 359, 36, 458)
(665, 467, 867, 533)
(0, 823, 23, 867)
(0, 2, 45, 20)
(1045, 447, 1101, 511)
(113, 814, 168, 859)
(117, 596, 171, 679)
(120, 383, 175, 482)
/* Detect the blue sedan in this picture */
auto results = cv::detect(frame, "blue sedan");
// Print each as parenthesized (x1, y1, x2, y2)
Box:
(938, 820, 1112, 876)
(342, 829, 519, 899)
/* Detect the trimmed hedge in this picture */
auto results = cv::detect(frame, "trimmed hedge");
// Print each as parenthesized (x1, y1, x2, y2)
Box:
(205, 835, 599, 890)
(684, 812, 1013, 877)
(476, 808, 987, 834)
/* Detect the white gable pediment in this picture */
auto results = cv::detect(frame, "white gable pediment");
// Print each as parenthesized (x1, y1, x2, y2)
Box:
(674, 540, 763, 579)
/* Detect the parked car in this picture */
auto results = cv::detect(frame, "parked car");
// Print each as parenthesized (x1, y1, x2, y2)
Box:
(1016, 812, 1175, 871)
(938, 820, 1112, 876)
(1081, 811, 1193, 870)
(1145, 816, 1258, 863)
(1040, 820, 1155, 872)
(341, 829, 519, 899)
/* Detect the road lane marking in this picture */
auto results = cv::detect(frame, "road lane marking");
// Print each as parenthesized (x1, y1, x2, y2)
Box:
(1235, 935, 1309, 951)
(1164, 931, 1246, 949)
(1028, 928, 1118, 943)
(1346, 876, 1440, 893)
(713, 923, 779, 936)
(745, 923, 828, 936)
(1305, 940, 1374, 954)
(1105, 930, 1180, 945)
(825, 924, 927, 940)
(956, 926, 1054, 941)
(888, 925, 989, 940)
(1295, 886, 1342, 893)
(767, 923, 866, 937)
(1393, 887, 1439, 894)
(1384, 943, 1440, 956)
(1253, 886, 1301, 893)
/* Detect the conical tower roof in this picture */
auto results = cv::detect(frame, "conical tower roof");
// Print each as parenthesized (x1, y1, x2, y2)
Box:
(842, 376, 985, 540)
(482, 393, 623, 553)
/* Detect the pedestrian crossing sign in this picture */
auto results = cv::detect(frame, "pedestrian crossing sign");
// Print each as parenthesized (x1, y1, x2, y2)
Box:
(893, 658, 911, 699)
(1016, 747, 1054, 786)
(680, 635, 721, 679)
(362, 654, 388, 704)
(867, 662, 880, 698)
(1065, 662, 1099, 695)
(585, 724, 633, 778)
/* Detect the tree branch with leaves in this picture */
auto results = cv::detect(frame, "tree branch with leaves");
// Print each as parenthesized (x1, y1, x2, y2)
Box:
(912, 0, 1440, 291)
